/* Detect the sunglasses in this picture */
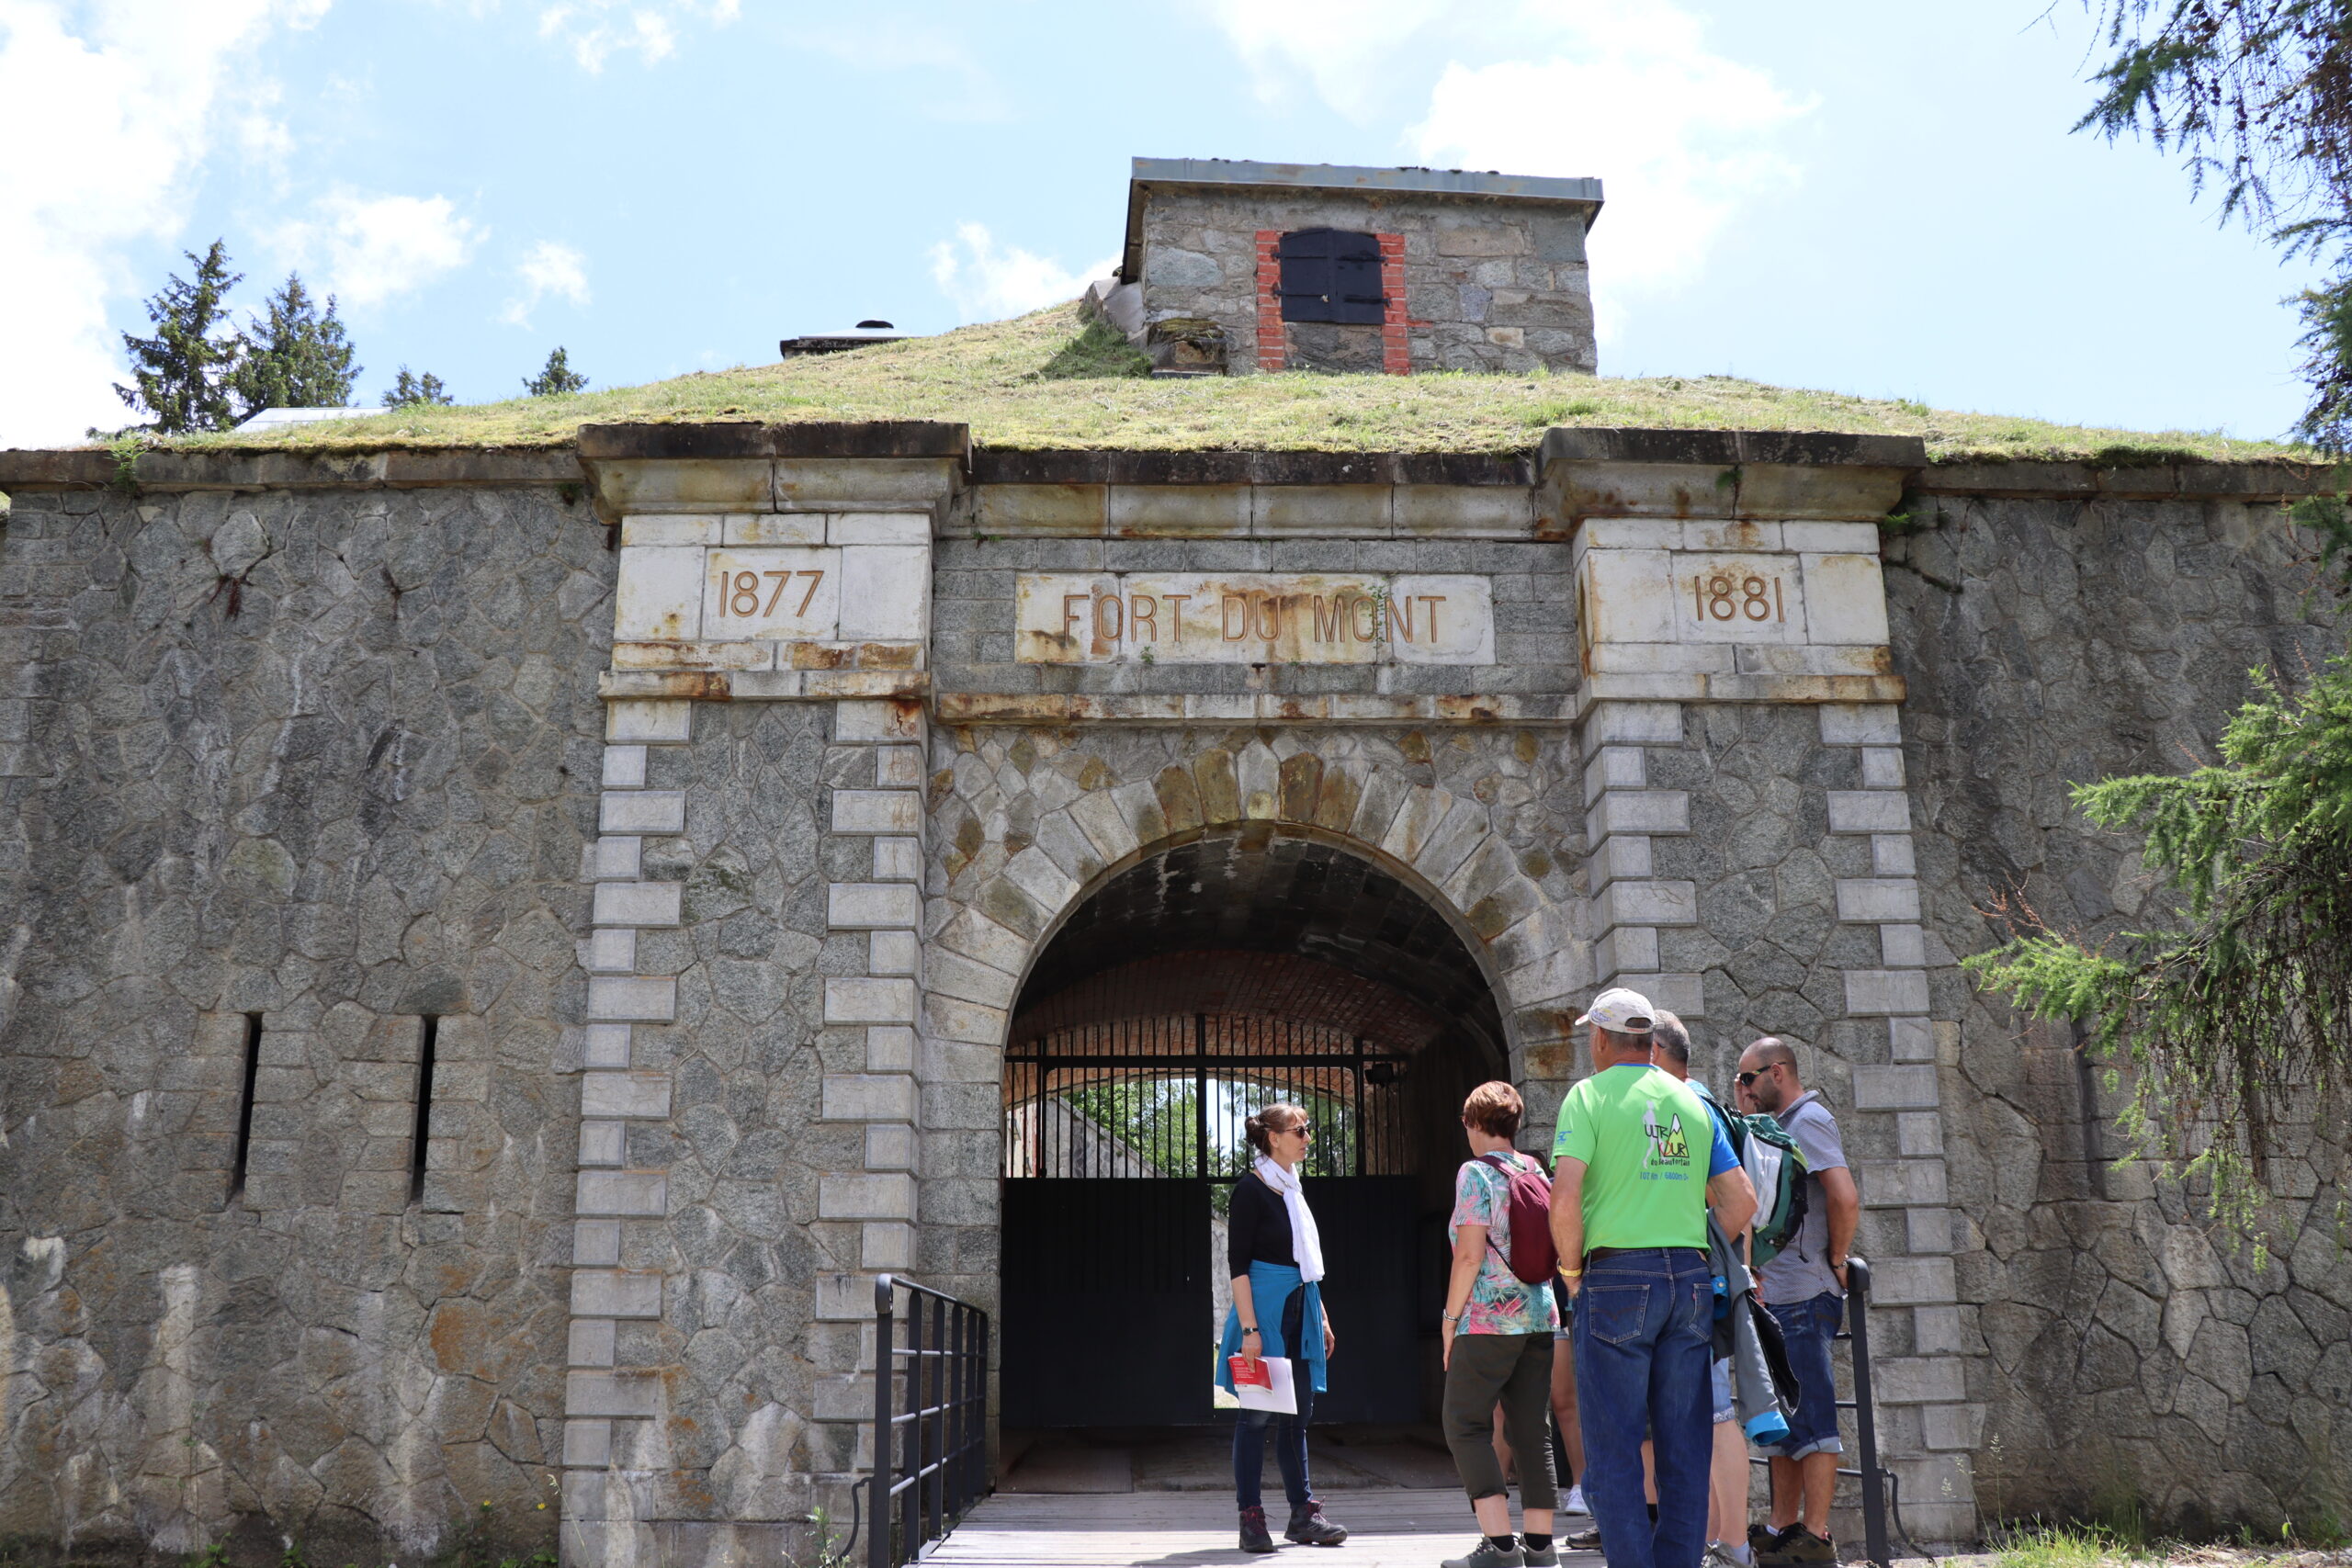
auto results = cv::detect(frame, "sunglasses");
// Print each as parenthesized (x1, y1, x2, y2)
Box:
(1736, 1067, 1777, 1087)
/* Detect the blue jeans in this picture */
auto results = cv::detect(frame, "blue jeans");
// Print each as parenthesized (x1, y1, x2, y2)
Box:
(1573, 1248, 1715, 1568)
(1760, 1293, 1845, 1461)
(1233, 1357, 1315, 1510)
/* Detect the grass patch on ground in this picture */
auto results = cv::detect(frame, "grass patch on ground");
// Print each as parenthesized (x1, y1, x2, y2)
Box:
(157, 301, 2317, 463)
(1991, 1523, 2161, 1568)
(1982, 1520, 2352, 1568)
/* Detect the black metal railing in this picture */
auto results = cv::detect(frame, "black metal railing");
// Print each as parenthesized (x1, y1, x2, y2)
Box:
(868, 1274, 989, 1568)
(1751, 1256, 1929, 1568)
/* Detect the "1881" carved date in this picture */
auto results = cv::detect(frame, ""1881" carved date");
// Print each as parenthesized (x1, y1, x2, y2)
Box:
(1691, 571, 1784, 623)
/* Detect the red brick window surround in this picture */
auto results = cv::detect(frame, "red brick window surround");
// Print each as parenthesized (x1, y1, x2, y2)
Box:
(1377, 233, 1408, 374)
(1256, 228, 1411, 375)
(1254, 229, 1284, 371)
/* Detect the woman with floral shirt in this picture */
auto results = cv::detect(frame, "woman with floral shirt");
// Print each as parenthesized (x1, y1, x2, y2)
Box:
(1439, 1081, 1564, 1568)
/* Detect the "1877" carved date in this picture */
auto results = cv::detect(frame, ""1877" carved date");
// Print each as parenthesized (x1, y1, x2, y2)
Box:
(717, 568, 825, 617)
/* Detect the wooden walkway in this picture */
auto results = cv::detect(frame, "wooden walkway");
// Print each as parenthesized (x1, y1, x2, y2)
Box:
(926, 1489, 1601, 1567)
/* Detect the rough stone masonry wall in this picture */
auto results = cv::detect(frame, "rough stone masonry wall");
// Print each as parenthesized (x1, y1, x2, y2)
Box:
(1888, 491, 2352, 1529)
(0, 485, 609, 1560)
(1138, 186, 1597, 375)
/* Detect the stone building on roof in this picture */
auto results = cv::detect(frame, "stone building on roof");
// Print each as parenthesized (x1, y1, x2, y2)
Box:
(0, 157, 2346, 1568)
(1094, 157, 1601, 376)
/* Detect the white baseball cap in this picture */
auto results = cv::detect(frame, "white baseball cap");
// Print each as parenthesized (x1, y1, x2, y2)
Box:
(1575, 987, 1656, 1032)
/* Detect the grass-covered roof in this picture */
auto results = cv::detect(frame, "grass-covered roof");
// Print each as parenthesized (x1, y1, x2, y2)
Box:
(164, 301, 2308, 464)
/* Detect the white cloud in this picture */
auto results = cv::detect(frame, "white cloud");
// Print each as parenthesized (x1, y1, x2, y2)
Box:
(271, 189, 481, 310)
(1200, 0, 1453, 119)
(0, 0, 329, 446)
(502, 239, 591, 326)
(536, 0, 736, 72)
(1198, 0, 1812, 342)
(929, 223, 1116, 324)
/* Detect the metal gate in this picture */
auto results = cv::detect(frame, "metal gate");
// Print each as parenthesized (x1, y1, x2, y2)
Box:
(1001, 1013, 1421, 1427)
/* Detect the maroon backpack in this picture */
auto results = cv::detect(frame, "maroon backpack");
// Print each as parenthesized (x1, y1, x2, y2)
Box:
(1476, 1153, 1560, 1284)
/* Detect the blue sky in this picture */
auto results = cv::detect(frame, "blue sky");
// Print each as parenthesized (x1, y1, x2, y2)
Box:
(0, 0, 2324, 447)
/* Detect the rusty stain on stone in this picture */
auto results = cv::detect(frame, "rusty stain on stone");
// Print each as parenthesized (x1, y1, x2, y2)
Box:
(1312, 766, 1361, 833)
(1155, 766, 1204, 833)
(1193, 750, 1240, 823)
(1277, 754, 1322, 821)
(1434, 696, 1500, 723)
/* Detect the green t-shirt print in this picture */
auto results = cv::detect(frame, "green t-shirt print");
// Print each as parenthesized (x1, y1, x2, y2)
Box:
(1551, 1064, 1738, 1250)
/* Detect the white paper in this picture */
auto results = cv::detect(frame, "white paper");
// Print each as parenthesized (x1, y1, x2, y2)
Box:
(1234, 1356, 1297, 1416)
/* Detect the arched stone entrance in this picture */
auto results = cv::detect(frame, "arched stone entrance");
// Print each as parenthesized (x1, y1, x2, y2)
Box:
(993, 822, 1517, 1441)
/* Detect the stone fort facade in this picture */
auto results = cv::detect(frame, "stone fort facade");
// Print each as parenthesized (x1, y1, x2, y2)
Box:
(2, 421, 2347, 1566)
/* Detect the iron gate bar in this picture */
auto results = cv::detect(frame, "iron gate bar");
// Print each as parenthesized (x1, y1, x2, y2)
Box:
(1003, 1010, 1411, 1182)
(868, 1274, 989, 1568)
(1194, 1013, 1209, 1185)
(1353, 1036, 1365, 1178)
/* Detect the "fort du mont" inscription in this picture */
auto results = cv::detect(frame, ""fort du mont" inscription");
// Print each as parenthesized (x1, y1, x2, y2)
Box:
(1014, 573, 1495, 664)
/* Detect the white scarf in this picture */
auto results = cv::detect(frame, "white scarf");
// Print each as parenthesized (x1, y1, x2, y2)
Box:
(1254, 1155, 1326, 1283)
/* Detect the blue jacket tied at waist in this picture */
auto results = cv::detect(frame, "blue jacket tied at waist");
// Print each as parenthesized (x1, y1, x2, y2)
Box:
(1216, 1261, 1327, 1394)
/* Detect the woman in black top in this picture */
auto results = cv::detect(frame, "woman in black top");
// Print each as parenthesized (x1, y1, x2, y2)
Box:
(1217, 1102, 1349, 1553)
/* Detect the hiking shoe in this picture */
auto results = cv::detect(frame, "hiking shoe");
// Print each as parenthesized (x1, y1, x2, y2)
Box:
(1561, 1483, 1590, 1517)
(1777, 1529, 1836, 1566)
(1285, 1499, 1348, 1546)
(1239, 1505, 1275, 1554)
(1441, 1541, 1523, 1568)
(1750, 1522, 1800, 1564)
(1523, 1541, 1561, 1566)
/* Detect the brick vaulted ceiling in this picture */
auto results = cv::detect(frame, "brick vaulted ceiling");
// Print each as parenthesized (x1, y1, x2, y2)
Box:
(1012, 831, 1509, 1068)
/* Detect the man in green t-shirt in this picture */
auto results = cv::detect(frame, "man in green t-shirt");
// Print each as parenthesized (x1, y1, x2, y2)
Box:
(1549, 988, 1757, 1568)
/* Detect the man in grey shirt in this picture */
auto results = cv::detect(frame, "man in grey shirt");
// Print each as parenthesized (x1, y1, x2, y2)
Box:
(1736, 1039, 1860, 1568)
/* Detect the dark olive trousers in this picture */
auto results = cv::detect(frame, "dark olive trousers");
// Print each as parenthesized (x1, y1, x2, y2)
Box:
(1441, 1330, 1559, 1507)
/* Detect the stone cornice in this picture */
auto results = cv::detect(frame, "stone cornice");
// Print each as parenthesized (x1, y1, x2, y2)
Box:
(0, 446, 582, 491)
(2, 424, 2340, 515)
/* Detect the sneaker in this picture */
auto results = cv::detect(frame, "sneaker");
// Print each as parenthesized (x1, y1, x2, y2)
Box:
(1238, 1505, 1275, 1555)
(1523, 1541, 1561, 1566)
(1562, 1483, 1590, 1517)
(1440, 1542, 1523, 1568)
(1751, 1522, 1801, 1564)
(1705, 1544, 1751, 1568)
(1284, 1499, 1348, 1546)
(1566, 1527, 1602, 1553)
(1778, 1529, 1837, 1566)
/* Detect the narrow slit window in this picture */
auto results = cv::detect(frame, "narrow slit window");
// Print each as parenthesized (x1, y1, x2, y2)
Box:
(410, 1015, 439, 1205)
(228, 1012, 263, 1201)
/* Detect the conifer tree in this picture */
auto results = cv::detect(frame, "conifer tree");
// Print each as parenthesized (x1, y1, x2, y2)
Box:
(114, 241, 245, 434)
(2076, 3, 2352, 448)
(232, 275, 358, 412)
(384, 368, 455, 408)
(524, 347, 588, 397)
